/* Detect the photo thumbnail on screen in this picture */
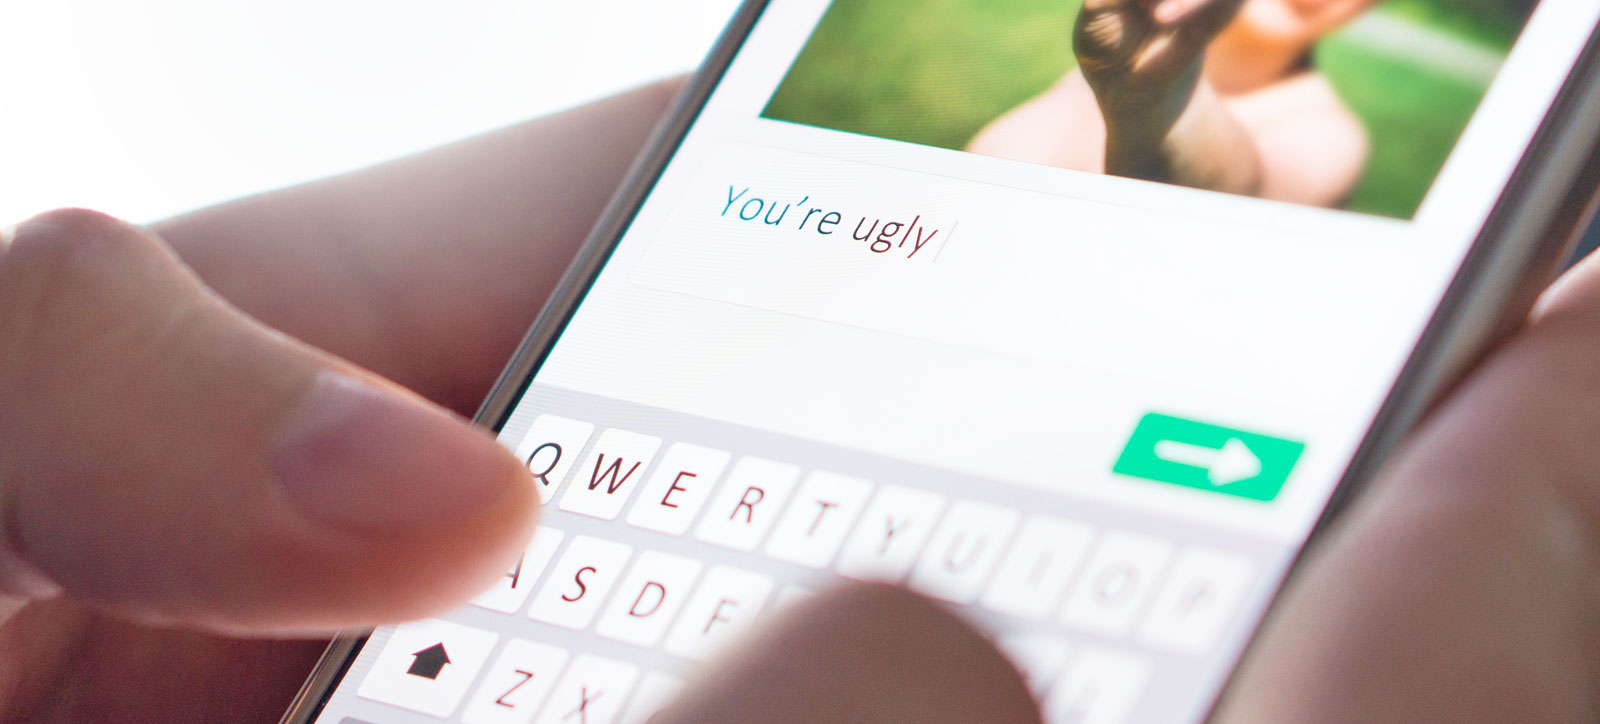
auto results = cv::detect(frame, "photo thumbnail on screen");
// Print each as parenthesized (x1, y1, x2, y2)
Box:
(764, 0, 1539, 219)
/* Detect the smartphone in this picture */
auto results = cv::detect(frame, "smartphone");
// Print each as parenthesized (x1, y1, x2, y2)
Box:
(282, 1, 1600, 722)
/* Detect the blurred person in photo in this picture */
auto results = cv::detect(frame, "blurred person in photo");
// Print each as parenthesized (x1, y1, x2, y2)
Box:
(968, 0, 1377, 206)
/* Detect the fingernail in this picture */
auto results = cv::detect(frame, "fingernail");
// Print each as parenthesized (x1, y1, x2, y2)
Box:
(272, 372, 523, 531)
(0, 224, 17, 253)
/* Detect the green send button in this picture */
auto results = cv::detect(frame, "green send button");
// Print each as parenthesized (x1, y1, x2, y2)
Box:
(1113, 413, 1305, 502)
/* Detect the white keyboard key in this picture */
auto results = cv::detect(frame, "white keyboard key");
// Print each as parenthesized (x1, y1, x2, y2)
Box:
(1137, 546, 1255, 655)
(619, 671, 685, 724)
(472, 526, 566, 614)
(529, 536, 635, 630)
(663, 565, 775, 661)
(693, 457, 800, 552)
(763, 471, 873, 568)
(559, 428, 662, 520)
(516, 415, 596, 504)
(534, 654, 640, 724)
(1059, 531, 1173, 636)
(460, 639, 570, 724)
(625, 443, 732, 535)
(981, 516, 1095, 620)
(1042, 648, 1150, 724)
(908, 500, 1020, 603)
(834, 485, 947, 582)
(357, 619, 499, 718)
(996, 634, 1072, 697)
(595, 550, 704, 648)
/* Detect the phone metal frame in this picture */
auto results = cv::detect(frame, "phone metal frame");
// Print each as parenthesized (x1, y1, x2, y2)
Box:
(281, 2, 1600, 721)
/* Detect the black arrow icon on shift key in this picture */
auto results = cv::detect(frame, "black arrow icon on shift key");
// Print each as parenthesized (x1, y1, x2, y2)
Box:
(406, 643, 451, 680)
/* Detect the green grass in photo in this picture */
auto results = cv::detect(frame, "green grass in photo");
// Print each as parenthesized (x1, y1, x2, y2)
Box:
(1316, 31, 1495, 218)
(764, 0, 1081, 152)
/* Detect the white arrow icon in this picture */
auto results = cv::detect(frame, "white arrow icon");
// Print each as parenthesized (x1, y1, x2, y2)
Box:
(1152, 438, 1262, 486)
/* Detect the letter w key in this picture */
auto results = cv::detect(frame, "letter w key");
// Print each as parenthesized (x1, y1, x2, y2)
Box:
(559, 428, 663, 520)
(588, 455, 640, 494)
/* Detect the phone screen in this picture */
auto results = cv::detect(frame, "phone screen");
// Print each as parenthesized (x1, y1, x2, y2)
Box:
(301, 1, 1599, 722)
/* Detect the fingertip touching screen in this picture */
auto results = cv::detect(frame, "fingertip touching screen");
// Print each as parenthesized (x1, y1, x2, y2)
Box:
(306, 1, 1596, 722)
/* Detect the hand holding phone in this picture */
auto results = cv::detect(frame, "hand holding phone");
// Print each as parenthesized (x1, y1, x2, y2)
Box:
(3, 193, 1600, 724)
(6, 1, 1600, 722)
(289, 1, 1600, 722)
(6, 129, 1600, 723)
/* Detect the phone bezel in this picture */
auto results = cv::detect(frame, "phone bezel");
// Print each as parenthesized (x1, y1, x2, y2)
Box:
(280, 2, 1600, 721)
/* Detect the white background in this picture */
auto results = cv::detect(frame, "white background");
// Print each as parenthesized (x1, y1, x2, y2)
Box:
(0, 0, 741, 226)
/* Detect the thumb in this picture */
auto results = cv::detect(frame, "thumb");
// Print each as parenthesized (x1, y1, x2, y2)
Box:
(0, 209, 537, 634)
(657, 584, 1040, 724)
